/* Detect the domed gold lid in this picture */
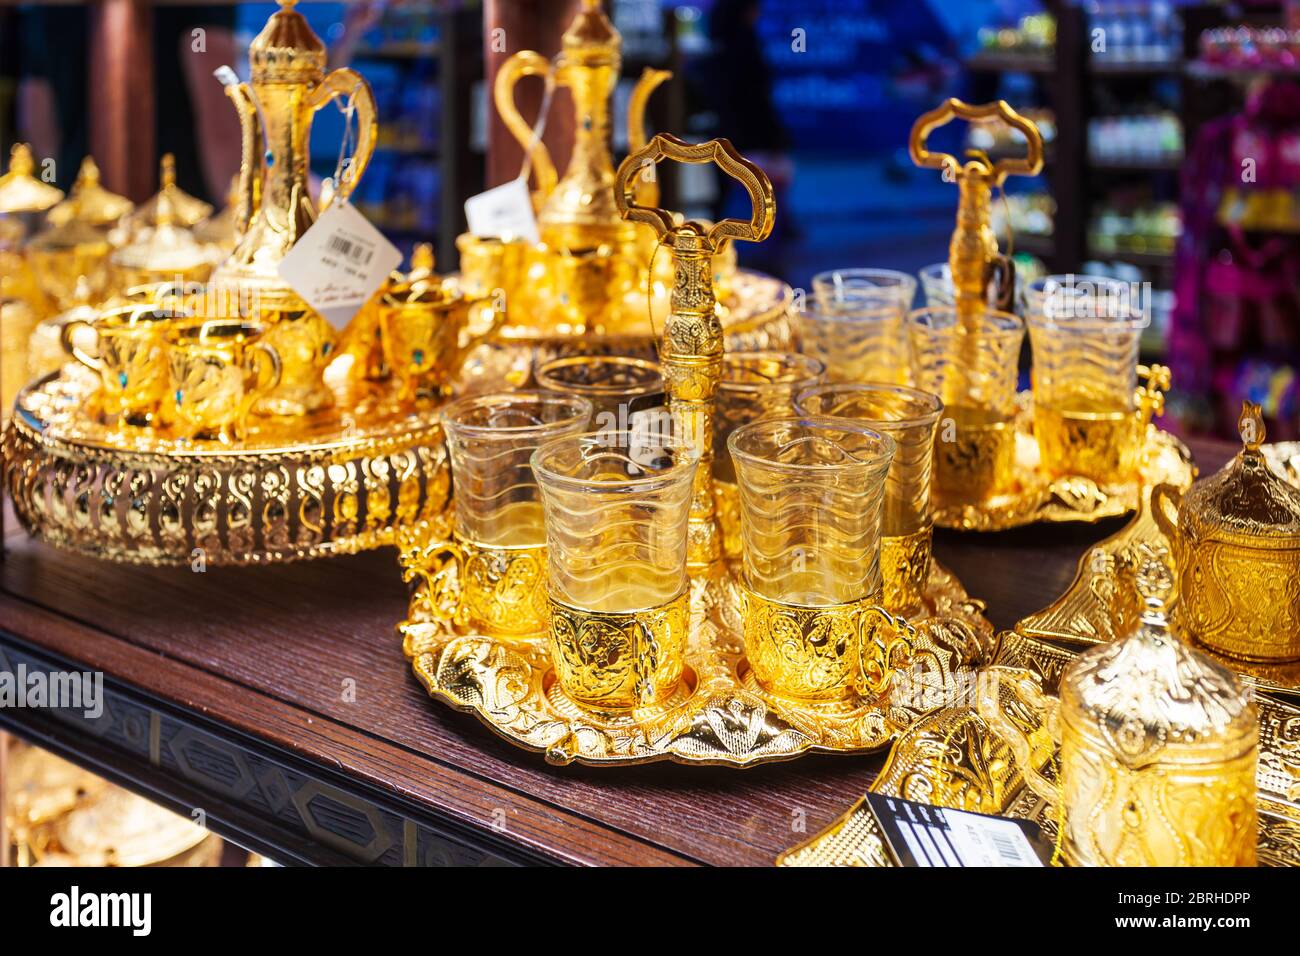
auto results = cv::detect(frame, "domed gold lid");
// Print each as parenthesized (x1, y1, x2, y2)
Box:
(46, 157, 133, 228)
(1060, 552, 1256, 766)
(0, 144, 64, 214)
(110, 186, 220, 273)
(1180, 402, 1300, 546)
(249, 0, 326, 84)
(118, 155, 213, 237)
(559, 0, 620, 69)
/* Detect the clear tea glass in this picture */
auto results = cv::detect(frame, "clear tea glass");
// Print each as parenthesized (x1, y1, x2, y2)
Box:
(1023, 275, 1148, 482)
(795, 383, 943, 612)
(439, 391, 593, 548)
(729, 416, 896, 606)
(533, 354, 664, 429)
(801, 268, 917, 385)
(532, 430, 696, 613)
(909, 306, 1025, 505)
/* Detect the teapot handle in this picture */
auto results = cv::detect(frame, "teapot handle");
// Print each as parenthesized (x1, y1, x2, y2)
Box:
(1151, 482, 1182, 546)
(308, 68, 378, 210)
(627, 68, 671, 208)
(493, 51, 558, 204)
(975, 666, 1061, 803)
(238, 341, 282, 432)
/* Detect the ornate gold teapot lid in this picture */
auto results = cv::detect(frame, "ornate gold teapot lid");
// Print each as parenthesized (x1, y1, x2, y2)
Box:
(119, 155, 213, 236)
(0, 143, 64, 214)
(1060, 553, 1256, 765)
(29, 200, 112, 254)
(46, 157, 133, 227)
(382, 245, 459, 308)
(1180, 402, 1300, 545)
(249, 0, 326, 83)
(560, 0, 619, 68)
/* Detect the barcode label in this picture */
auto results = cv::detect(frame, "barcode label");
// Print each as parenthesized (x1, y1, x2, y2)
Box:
(864, 793, 1048, 867)
(327, 234, 375, 266)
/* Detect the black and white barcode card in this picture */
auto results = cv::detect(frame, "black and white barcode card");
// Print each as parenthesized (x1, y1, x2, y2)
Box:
(864, 793, 1051, 867)
(278, 200, 403, 330)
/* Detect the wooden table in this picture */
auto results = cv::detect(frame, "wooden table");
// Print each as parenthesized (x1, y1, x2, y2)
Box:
(0, 436, 1234, 867)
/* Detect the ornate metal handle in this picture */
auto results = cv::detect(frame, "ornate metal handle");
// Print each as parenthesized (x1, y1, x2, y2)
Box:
(909, 98, 1044, 185)
(856, 605, 915, 699)
(614, 133, 774, 249)
(308, 68, 378, 209)
(492, 50, 559, 202)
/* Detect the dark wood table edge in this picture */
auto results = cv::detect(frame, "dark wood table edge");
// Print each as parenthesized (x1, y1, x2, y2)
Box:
(0, 593, 696, 867)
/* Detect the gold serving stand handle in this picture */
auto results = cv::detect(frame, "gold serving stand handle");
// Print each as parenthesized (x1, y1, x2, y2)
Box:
(493, 50, 559, 207)
(307, 67, 379, 210)
(615, 133, 773, 573)
(909, 98, 1043, 323)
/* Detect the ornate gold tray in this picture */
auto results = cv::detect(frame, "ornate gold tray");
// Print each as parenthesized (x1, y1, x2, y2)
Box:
(933, 394, 1195, 532)
(398, 534, 995, 768)
(4, 366, 449, 566)
(1015, 446, 1300, 699)
(777, 636, 1300, 866)
(457, 269, 793, 393)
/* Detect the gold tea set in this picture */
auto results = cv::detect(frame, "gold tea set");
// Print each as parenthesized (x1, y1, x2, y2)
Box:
(1, 1, 1296, 869)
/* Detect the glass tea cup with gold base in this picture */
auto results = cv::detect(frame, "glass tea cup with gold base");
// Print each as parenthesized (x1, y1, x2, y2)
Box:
(979, 555, 1258, 866)
(532, 429, 696, 709)
(379, 277, 505, 405)
(61, 303, 184, 428)
(711, 351, 825, 559)
(909, 305, 1024, 507)
(1023, 275, 1151, 483)
(803, 268, 917, 385)
(533, 354, 664, 429)
(795, 383, 943, 614)
(729, 416, 913, 702)
(165, 319, 282, 443)
(438, 391, 593, 639)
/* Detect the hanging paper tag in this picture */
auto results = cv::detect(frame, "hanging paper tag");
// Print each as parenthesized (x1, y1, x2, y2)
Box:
(862, 794, 1050, 867)
(277, 201, 402, 330)
(464, 178, 539, 244)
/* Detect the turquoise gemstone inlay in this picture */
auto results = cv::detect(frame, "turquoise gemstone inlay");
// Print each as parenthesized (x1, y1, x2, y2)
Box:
(175, 390, 183, 405)
(118, 372, 128, 388)
(413, 349, 424, 366)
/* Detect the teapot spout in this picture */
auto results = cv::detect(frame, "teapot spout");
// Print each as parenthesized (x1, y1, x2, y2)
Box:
(223, 81, 263, 239)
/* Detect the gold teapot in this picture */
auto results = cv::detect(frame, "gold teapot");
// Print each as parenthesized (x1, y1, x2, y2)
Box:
(27, 202, 113, 310)
(1154, 401, 1300, 662)
(46, 157, 134, 230)
(981, 553, 1258, 866)
(207, 0, 377, 416)
(496, 0, 670, 250)
(472, 0, 670, 332)
(0, 144, 64, 321)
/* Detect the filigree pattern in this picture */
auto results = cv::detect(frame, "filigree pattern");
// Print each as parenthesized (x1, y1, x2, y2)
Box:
(398, 518, 997, 767)
(4, 369, 449, 565)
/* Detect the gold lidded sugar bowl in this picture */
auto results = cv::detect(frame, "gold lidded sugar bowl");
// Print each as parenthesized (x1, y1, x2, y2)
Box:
(1154, 401, 1300, 663)
(982, 552, 1259, 866)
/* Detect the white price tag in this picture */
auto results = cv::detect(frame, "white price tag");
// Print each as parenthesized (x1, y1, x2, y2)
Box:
(464, 178, 539, 244)
(277, 201, 403, 330)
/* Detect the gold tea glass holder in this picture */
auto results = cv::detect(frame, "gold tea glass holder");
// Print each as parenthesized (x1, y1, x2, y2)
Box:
(398, 135, 996, 767)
